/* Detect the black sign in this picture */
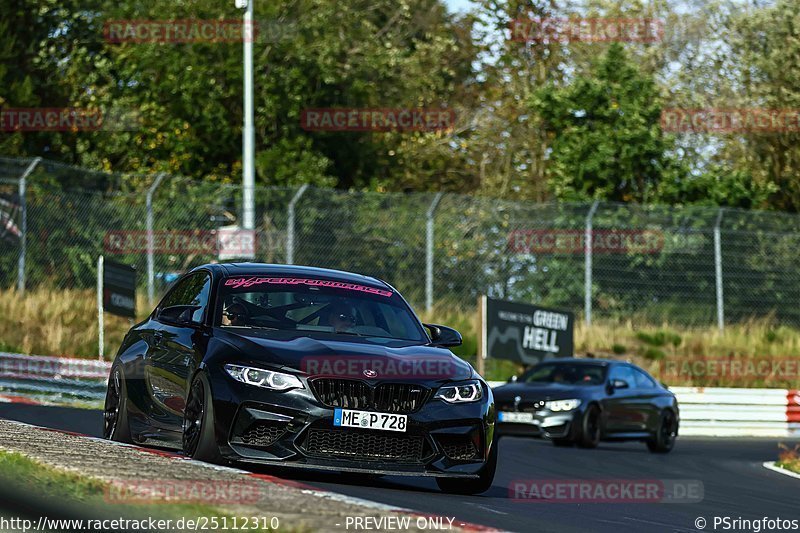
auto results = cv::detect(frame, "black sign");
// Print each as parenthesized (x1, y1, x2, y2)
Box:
(483, 297, 574, 365)
(104, 260, 136, 318)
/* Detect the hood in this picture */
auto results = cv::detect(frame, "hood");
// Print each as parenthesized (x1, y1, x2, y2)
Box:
(493, 381, 600, 401)
(215, 328, 474, 384)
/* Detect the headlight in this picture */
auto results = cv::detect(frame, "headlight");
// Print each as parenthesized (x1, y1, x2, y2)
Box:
(434, 381, 483, 403)
(224, 364, 303, 391)
(545, 399, 581, 412)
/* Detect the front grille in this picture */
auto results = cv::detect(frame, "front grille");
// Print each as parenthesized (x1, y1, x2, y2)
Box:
(238, 421, 288, 447)
(496, 400, 544, 413)
(303, 428, 425, 462)
(436, 435, 478, 460)
(311, 379, 429, 414)
(313, 379, 371, 409)
(374, 383, 428, 413)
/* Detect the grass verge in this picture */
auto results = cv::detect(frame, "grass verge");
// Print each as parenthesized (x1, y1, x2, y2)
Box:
(777, 445, 800, 475)
(0, 449, 284, 531)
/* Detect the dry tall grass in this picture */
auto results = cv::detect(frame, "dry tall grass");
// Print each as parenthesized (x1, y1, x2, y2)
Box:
(1, 289, 799, 386)
(0, 288, 147, 359)
(420, 305, 800, 386)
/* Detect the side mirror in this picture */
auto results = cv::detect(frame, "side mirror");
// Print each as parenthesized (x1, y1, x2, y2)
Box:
(507, 375, 518, 383)
(423, 323, 462, 347)
(158, 305, 201, 325)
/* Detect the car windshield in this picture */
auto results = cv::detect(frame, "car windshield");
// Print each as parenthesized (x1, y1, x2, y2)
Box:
(216, 276, 426, 342)
(520, 363, 606, 386)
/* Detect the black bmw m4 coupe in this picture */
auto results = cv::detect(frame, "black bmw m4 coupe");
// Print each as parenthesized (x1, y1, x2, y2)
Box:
(494, 359, 678, 453)
(103, 263, 496, 494)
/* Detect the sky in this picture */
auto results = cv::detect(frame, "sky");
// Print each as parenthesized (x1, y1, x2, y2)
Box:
(444, 0, 476, 13)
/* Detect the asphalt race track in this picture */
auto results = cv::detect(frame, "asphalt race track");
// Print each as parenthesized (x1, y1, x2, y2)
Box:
(1, 403, 798, 533)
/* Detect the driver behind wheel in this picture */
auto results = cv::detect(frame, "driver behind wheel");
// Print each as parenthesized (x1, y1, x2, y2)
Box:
(222, 302, 248, 326)
(325, 301, 357, 333)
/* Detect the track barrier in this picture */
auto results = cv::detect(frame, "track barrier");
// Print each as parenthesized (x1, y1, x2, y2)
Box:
(0, 352, 796, 437)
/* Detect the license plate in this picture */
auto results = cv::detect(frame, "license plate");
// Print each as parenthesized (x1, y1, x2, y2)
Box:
(333, 408, 407, 432)
(498, 411, 537, 424)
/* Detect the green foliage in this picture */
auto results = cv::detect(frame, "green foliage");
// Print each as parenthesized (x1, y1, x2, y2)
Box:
(635, 330, 681, 348)
(532, 43, 679, 203)
(3, 0, 800, 214)
(642, 347, 666, 361)
(720, 0, 800, 212)
(0, 0, 475, 191)
(655, 166, 777, 209)
(764, 329, 780, 344)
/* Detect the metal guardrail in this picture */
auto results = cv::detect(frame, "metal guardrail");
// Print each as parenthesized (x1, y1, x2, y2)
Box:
(671, 386, 799, 437)
(0, 352, 110, 405)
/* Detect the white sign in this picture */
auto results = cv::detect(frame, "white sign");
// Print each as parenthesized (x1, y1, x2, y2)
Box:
(217, 227, 256, 260)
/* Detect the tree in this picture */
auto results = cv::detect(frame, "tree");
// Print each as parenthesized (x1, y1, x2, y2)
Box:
(531, 43, 679, 202)
(717, 0, 800, 211)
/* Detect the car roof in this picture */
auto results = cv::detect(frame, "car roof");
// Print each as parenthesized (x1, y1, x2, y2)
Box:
(194, 262, 392, 290)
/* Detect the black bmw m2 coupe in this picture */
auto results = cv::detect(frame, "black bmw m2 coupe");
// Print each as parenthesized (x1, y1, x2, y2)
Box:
(103, 263, 496, 494)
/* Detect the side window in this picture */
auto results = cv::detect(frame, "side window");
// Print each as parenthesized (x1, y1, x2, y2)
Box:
(159, 273, 211, 324)
(609, 366, 636, 389)
(633, 368, 656, 389)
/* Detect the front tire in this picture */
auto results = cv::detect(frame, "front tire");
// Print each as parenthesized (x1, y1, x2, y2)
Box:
(103, 365, 132, 443)
(436, 438, 498, 495)
(182, 373, 222, 463)
(646, 410, 677, 453)
(577, 404, 601, 448)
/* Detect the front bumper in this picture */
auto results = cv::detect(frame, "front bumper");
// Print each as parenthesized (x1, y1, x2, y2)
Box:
(208, 371, 495, 478)
(495, 409, 577, 440)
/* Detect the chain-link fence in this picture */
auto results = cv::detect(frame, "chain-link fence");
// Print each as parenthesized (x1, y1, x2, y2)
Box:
(2, 155, 800, 356)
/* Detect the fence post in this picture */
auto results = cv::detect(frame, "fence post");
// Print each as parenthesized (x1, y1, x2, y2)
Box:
(714, 208, 725, 331)
(146, 173, 166, 308)
(287, 184, 309, 265)
(426, 192, 444, 312)
(584, 200, 600, 326)
(97, 255, 104, 361)
(16, 157, 41, 294)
